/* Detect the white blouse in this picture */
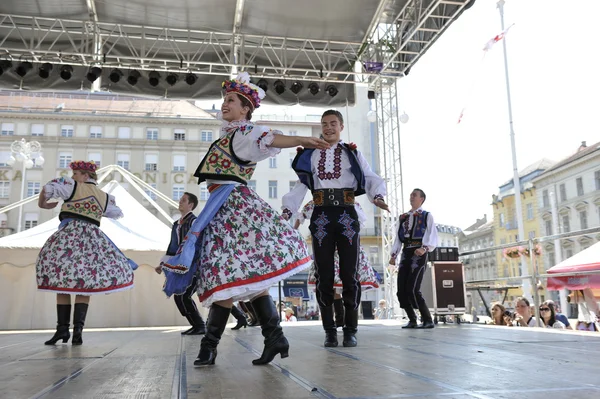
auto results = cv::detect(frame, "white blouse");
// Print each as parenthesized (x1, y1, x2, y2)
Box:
(43, 177, 123, 219)
(390, 208, 438, 258)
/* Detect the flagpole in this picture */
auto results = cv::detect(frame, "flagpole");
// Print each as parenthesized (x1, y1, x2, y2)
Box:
(497, 0, 532, 300)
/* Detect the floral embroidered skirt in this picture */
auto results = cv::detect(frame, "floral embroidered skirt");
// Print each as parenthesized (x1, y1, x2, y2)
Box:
(36, 219, 134, 295)
(307, 246, 379, 292)
(194, 185, 311, 306)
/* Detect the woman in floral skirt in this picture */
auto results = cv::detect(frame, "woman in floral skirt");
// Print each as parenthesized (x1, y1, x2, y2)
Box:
(37, 160, 135, 345)
(163, 72, 329, 367)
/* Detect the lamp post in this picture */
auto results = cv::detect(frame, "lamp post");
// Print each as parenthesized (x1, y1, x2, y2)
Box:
(6, 138, 44, 232)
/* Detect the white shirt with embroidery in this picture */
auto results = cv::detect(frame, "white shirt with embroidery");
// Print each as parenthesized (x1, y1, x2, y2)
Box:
(390, 207, 438, 258)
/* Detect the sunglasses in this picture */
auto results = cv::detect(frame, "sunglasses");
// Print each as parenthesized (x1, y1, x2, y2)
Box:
(539, 308, 550, 312)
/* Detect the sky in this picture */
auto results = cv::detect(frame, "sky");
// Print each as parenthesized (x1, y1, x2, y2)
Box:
(198, 0, 600, 230)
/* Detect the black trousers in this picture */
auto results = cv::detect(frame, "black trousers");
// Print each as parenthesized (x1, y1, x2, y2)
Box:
(309, 206, 361, 309)
(174, 276, 200, 319)
(396, 247, 432, 323)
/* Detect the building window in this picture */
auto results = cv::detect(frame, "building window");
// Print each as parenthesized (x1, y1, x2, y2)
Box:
(528, 231, 535, 239)
(576, 177, 584, 196)
(247, 180, 256, 191)
(30, 124, 44, 136)
(562, 215, 570, 233)
(565, 248, 573, 259)
(199, 185, 209, 201)
(289, 130, 297, 136)
(173, 155, 186, 172)
(289, 181, 296, 192)
(118, 127, 131, 139)
(595, 171, 600, 191)
(147, 128, 159, 140)
(547, 251, 555, 268)
(579, 211, 588, 229)
(88, 152, 102, 168)
(26, 181, 41, 197)
(145, 154, 158, 171)
(269, 157, 277, 168)
(559, 184, 567, 202)
(545, 220, 552, 236)
(542, 190, 549, 207)
(58, 152, 72, 168)
(24, 213, 38, 230)
(90, 125, 102, 138)
(174, 129, 186, 141)
(268, 180, 277, 199)
(117, 153, 130, 170)
(0, 181, 9, 198)
(0, 151, 11, 167)
(526, 203, 533, 220)
(144, 183, 157, 200)
(173, 184, 185, 201)
(499, 213, 505, 227)
(1, 123, 14, 136)
(61, 125, 74, 137)
(201, 131, 213, 142)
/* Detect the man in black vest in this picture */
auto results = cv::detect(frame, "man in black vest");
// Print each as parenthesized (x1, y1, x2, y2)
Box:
(283, 110, 388, 347)
(156, 192, 206, 335)
(389, 189, 438, 329)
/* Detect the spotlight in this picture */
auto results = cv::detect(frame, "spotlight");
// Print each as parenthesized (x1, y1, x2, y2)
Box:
(326, 84, 338, 97)
(0, 60, 12, 77)
(148, 71, 161, 87)
(290, 81, 303, 95)
(367, 90, 376, 100)
(127, 70, 141, 85)
(60, 65, 73, 81)
(274, 80, 285, 95)
(38, 63, 53, 79)
(308, 82, 319, 95)
(166, 73, 178, 86)
(86, 66, 102, 82)
(15, 61, 33, 77)
(184, 72, 197, 85)
(256, 79, 268, 93)
(109, 68, 123, 83)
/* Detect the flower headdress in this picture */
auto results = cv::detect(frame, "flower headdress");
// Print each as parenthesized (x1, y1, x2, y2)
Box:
(69, 160, 97, 172)
(222, 72, 266, 110)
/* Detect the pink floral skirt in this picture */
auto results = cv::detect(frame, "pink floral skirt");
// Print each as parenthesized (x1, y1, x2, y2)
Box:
(195, 185, 311, 306)
(36, 219, 134, 295)
(307, 246, 379, 292)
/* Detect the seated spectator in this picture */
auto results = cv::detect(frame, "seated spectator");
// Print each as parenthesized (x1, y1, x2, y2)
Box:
(539, 303, 566, 329)
(282, 308, 297, 322)
(490, 303, 510, 326)
(576, 321, 598, 331)
(543, 300, 571, 329)
(373, 299, 388, 320)
(512, 297, 537, 327)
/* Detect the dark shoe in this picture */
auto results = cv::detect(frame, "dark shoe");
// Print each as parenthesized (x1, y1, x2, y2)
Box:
(185, 308, 206, 335)
(251, 295, 289, 365)
(230, 306, 248, 330)
(194, 304, 231, 366)
(342, 331, 357, 347)
(417, 320, 435, 329)
(45, 304, 71, 345)
(182, 326, 206, 335)
(72, 303, 88, 345)
(333, 298, 344, 329)
(324, 330, 338, 347)
(320, 305, 337, 347)
(402, 321, 418, 329)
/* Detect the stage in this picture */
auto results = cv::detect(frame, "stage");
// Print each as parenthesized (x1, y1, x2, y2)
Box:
(1, 320, 599, 399)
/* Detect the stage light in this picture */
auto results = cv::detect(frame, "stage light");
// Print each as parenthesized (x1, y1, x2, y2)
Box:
(127, 70, 141, 86)
(274, 80, 285, 95)
(86, 66, 102, 82)
(0, 60, 12, 77)
(60, 65, 73, 81)
(15, 61, 33, 77)
(148, 71, 161, 87)
(109, 68, 123, 83)
(367, 90, 376, 100)
(184, 73, 197, 85)
(326, 84, 338, 97)
(38, 63, 53, 79)
(257, 79, 268, 92)
(308, 82, 319, 95)
(290, 81, 303, 95)
(166, 73, 178, 86)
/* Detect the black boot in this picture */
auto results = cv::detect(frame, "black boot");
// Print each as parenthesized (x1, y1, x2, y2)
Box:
(245, 301, 260, 327)
(320, 305, 338, 347)
(402, 307, 418, 329)
(251, 295, 289, 365)
(194, 304, 231, 366)
(333, 298, 345, 329)
(231, 306, 248, 330)
(72, 303, 89, 345)
(45, 304, 71, 345)
(182, 311, 207, 335)
(416, 302, 434, 329)
(342, 306, 358, 347)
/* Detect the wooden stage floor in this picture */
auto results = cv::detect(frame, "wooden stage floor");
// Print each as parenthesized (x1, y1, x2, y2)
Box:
(1, 320, 599, 399)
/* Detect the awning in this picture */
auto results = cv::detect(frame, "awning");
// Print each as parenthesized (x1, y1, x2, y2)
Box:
(547, 241, 600, 290)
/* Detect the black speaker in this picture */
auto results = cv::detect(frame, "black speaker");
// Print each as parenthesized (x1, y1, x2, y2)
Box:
(367, 90, 376, 100)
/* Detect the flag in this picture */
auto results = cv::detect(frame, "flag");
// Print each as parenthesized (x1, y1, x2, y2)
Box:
(483, 23, 515, 52)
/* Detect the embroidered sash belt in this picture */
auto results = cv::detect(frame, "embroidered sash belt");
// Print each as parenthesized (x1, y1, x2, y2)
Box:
(312, 188, 355, 207)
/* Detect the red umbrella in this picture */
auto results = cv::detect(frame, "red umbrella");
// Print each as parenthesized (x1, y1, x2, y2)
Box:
(547, 241, 600, 290)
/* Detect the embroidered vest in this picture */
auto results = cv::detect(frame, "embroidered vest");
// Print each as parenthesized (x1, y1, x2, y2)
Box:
(398, 210, 429, 245)
(167, 213, 196, 256)
(193, 129, 257, 184)
(292, 144, 366, 196)
(59, 182, 109, 226)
